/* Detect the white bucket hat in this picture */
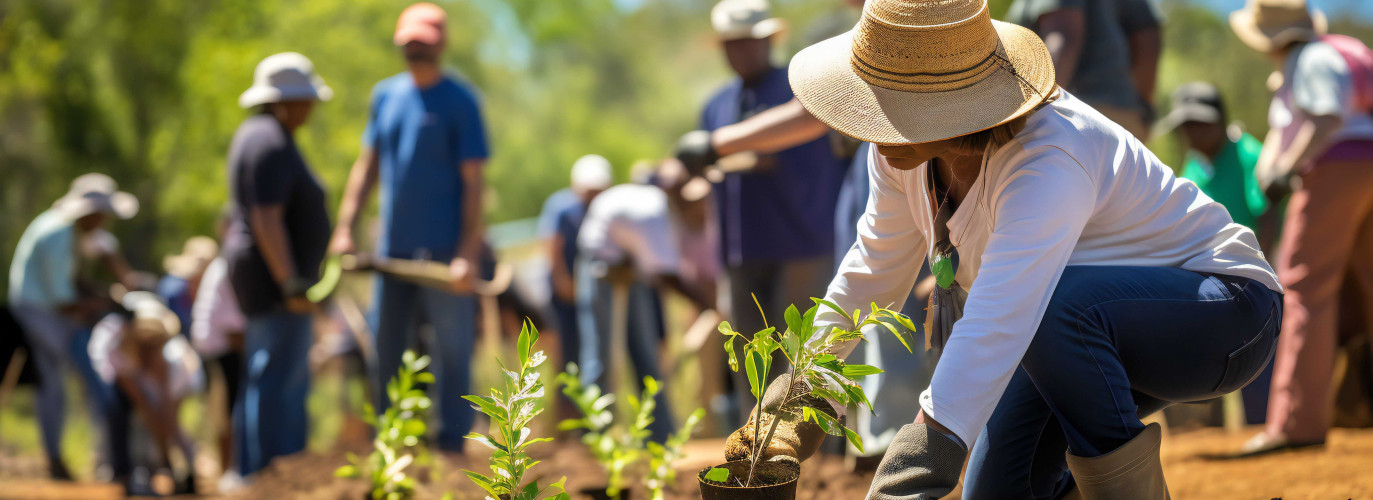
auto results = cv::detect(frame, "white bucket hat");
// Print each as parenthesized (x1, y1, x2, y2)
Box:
(712, 0, 787, 41)
(238, 52, 333, 109)
(570, 154, 614, 193)
(54, 173, 139, 220)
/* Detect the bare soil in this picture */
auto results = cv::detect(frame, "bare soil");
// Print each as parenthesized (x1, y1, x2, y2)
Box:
(4, 427, 1373, 499)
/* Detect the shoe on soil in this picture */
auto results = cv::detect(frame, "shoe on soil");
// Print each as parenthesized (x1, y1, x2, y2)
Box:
(1065, 423, 1170, 500)
(1232, 432, 1325, 458)
(48, 460, 73, 481)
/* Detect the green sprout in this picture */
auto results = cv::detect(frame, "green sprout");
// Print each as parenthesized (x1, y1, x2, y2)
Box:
(711, 297, 916, 487)
(461, 321, 569, 500)
(336, 350, 434, 500)
(645, 408, 704, 500)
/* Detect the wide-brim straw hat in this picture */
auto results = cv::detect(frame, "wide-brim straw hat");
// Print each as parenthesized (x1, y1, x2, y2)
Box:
(1230, 0, 1327, 53)
(54, 190, 139, 221)
(789, 0, 1057, 145)
(120, 290, 181, 343)
(164, 235, 220, 279)
(712, 0, 788, 41)
(239, 52, 333, 109)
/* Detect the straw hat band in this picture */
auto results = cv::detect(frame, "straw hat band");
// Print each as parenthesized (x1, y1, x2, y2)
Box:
(850, 6, 1002, 92)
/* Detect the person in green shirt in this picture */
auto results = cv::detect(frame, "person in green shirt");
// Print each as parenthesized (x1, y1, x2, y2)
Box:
(1162, 82, 1273, 235)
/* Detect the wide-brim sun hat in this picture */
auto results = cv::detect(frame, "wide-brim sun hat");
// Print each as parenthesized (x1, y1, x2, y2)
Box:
(1230, 0, 1327, 53)
(789, 0, 1057, 145)
(238, 52, 334, 109)
(712, 0, 788, 41)
(164, 235, 220, 279)
(120, 291, 181, 344)
(54, 190, 139, 221)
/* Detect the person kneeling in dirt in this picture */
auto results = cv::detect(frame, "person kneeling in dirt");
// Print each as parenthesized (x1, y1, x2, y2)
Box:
(575, 159, 717, 442)
(89, 291, 203, 496)
(724, 0, 1284, 498)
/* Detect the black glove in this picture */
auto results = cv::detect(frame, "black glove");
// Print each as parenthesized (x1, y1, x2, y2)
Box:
(280, 275, 315, 299)
(865, 423, 968, 500)
(724, 372, 835, 464)
(674, 130, 719, 177)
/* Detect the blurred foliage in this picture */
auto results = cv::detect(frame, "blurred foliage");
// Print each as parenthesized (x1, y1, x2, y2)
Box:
(1, 0, 1371, 293)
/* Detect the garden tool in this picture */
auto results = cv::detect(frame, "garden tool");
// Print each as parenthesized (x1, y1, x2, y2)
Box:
(338, 253, 512, 297)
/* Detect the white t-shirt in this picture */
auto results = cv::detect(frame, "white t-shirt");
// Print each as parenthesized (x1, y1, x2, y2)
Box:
(190, 258, 245, 358)
(817, 91, 1281, 446)
(578, 184, 681, 277)
(1270, 40, 1373, 148)
(90, 314, 204, 401)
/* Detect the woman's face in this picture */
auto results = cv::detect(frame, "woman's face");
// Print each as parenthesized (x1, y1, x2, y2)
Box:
(875, 139, 958, 171)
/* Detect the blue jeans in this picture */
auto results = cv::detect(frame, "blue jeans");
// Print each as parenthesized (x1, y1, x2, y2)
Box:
(963, 266, 1282, 499)
(551, 297, 580, 373)
(235, 311, 312, 476)
(575, 259, 675, 442)
(370, 275, 477, 452)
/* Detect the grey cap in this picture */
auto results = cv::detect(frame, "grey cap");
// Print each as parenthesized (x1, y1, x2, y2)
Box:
(1158, 82, 1226, 133)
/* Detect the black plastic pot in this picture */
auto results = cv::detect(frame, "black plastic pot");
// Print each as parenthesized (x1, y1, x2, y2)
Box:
(579, 486, 631, 500)
(697, 460, 799, 500)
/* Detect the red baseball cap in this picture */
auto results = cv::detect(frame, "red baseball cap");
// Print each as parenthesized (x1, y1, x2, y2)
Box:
(394, 2, 446, 46)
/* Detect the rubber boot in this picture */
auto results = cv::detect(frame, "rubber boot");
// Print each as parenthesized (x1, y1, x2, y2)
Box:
(1064, 422, 1170, 500)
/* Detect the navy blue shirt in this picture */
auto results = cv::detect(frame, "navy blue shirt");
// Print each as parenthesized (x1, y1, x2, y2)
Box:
(364, 73, 489, 261)
(700, 66, 845, 265)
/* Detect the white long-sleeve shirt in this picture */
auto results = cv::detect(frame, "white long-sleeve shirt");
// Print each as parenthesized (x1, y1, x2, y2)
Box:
(816, 91, 1282, 446)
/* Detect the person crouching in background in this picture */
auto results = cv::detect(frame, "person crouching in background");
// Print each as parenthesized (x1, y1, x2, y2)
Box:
(89, 290, 203, 496)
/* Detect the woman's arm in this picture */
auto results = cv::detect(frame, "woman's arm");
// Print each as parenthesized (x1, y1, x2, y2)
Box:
(814, 149, 927, 358)
(248, 205, 310, 313)
(920, 151, 1095, 446)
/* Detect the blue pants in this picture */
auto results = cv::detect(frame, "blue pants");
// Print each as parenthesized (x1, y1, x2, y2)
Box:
(235, 311, 312, 476)
(551, 297, 580, 373)
(963, 266, 1282, 499)
(575, 259, 675, 442)
(370, 275, 477, 452)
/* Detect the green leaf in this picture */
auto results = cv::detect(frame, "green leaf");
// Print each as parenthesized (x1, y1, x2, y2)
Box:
(781, 330, 800, 363)
(718, 321, 734, 336)
(811, 297, 855, 325)
(783, 304, 802, 334)
(401, 419, 426, 438)
(462, 395, 508, 421)
(462, 470, 501, 498)
(841, 364, 884, 378)
(415, 372, 436, 384)
(745, 350, 764, 398)
(724, 337, 739, 372)
(518, 321, 533, 363)
(335, 465, 359, 478)
(931, 252, 956, 289)
(703, 467, 730, 483)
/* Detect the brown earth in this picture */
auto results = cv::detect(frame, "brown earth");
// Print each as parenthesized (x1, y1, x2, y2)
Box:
(4, 427, 1373, 499)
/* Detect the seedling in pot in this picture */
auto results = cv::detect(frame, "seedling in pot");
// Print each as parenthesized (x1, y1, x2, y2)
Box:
(557, 364, 705, 500)
(701, 298, 916, 492)
(336, 350, 434, 500)
(461, 321, 570, 500)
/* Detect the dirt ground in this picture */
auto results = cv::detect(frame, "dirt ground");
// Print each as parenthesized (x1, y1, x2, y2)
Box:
(4, 426, 1373, 499)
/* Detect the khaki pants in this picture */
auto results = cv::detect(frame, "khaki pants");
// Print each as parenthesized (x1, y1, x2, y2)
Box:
(1266, 140, 1373, 442)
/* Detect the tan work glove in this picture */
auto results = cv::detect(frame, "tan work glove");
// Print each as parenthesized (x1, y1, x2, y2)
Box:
(724, 373, 836, 464)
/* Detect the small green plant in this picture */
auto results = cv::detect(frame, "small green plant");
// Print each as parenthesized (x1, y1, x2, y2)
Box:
(707, 298, 916, 487)
(462, 321, 569, 500)
(559, 365, 705, 499)
(336, 350, 434, 500)
(645, 408, 704, 500)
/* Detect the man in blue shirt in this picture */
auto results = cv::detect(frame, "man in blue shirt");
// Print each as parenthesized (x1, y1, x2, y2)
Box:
(330, 2, 489, 453)
(697, 0, 846, 423)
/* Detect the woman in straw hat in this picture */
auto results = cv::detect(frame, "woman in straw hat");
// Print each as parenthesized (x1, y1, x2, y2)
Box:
(223, 51, 332, 477)
(731, 0, 1283, 497)
(1228, 0, 1373, 457)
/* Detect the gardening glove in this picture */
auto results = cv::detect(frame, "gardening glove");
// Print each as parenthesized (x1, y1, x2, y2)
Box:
(865, 423, 967, 500)
(673, 130, 719, 177)
(724, 372, 835, 464)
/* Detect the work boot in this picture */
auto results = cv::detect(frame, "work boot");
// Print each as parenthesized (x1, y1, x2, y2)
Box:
(1064, 423, 1170, 500)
